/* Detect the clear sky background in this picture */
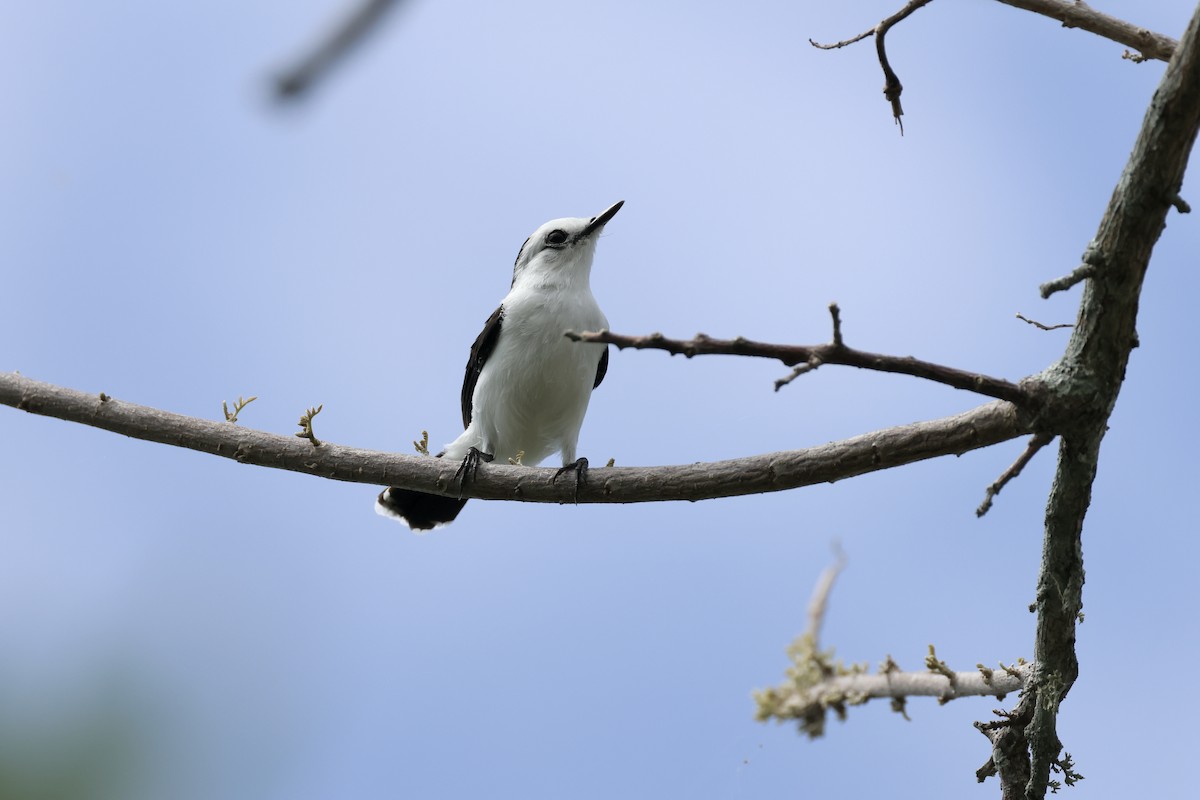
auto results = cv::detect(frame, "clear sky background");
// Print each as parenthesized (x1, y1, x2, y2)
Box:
(2, 1, 1197, 798)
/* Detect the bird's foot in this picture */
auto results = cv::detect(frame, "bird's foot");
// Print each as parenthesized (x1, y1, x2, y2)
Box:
(454, 447, 494, 495)
(553, 457, 589, 504)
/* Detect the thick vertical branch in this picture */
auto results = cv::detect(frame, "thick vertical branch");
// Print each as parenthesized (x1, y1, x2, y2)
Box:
(1023, 4, 1200, 798)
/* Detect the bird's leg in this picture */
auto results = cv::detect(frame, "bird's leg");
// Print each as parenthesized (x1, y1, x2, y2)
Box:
(454, 447, 494, 495)
(553, 457, 589, 504)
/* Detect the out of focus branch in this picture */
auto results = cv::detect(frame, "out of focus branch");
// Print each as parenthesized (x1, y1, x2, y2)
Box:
(755, 560, 1033, 739)
(275, 0, 407, 101)
(758, 661, 1032, 733)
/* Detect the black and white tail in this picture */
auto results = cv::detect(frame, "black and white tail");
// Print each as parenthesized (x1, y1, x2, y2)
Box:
(375, 487, 467, 531)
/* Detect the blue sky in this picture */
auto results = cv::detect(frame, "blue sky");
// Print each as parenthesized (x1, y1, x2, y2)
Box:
(2, 1, 1197, 798)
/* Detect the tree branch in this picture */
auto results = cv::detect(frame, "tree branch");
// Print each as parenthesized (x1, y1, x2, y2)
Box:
(976, 433, 1055, 517)
(761, 661, 1032, 726)
(976, 694, 1036, 799)
(755, 560, 1033, 739)
(1015, 313, 1072, 332)
(566, 322, 1031, 407)
(1019, 4, 1200, 798)
(809, 0, 935, 132)
(993, 0, 1178, 63)
(811, 0, 1177, 130)
(0, 372, 1031, 505)
(274, 0, 406, 101)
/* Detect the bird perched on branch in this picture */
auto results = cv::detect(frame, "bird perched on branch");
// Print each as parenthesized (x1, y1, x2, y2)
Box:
(377, 201, 622, 530)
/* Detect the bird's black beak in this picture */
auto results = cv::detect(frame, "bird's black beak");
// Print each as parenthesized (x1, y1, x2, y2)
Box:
(581, 200, 624, 237)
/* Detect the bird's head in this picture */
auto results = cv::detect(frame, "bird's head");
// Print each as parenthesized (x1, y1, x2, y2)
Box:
(510, 200, 623, 289)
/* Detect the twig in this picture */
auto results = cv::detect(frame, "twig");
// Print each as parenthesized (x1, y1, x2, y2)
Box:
(1015, 313, 1072, 331)
(1172, 194, 1192, 213)
(1039, 263, 1094, 299)
(924, 644, 957, 688)
(809, 0, 935, 133)
(0, 372, 1031, 505)
(222, 395, 258, 424)
(295, 404, 324, 447)
(808, 30, 874, 51)
(806, 544, 847, 646)
(828, 302, 845, 347)
(274, 0, 406, 101)
(567, 315, 1030, 406)
(977, 433, 1055, 517)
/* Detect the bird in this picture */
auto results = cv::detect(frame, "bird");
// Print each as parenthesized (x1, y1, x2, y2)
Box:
(376, 200, 622, 530)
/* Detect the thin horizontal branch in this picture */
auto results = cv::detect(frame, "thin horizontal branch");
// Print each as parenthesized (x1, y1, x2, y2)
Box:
(1015, 313, 1073, 331)
(766, 662, 1032, 722)
(566, 328, 1031, 406)
(994, 0, 1178, 62)
(757, 559, 1034, 738)
(0, 372, 1030, 505)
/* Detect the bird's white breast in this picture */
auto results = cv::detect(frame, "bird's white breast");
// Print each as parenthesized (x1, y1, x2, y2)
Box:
(468, 282, 607, 465)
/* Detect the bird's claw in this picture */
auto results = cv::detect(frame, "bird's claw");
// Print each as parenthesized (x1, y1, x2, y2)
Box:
(553, 457, 589, 504)
(455, 447, 494, 494)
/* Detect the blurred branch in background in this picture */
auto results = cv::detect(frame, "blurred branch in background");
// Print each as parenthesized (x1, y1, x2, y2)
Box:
(274, 0, 409, 101)
(755, 558, 1032, 742)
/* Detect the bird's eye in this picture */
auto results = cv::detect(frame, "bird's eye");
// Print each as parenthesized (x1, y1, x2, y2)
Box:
(546, 229, 568, 246)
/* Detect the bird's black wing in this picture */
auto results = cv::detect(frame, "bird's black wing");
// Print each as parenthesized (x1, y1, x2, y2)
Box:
(461, 305, 504, 428)
(593, 346, 609, 389)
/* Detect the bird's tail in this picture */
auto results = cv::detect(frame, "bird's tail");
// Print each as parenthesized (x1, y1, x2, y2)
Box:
(375, 487, 467, 531)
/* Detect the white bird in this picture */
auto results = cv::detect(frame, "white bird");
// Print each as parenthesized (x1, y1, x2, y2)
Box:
(377, 201, 622, 530)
